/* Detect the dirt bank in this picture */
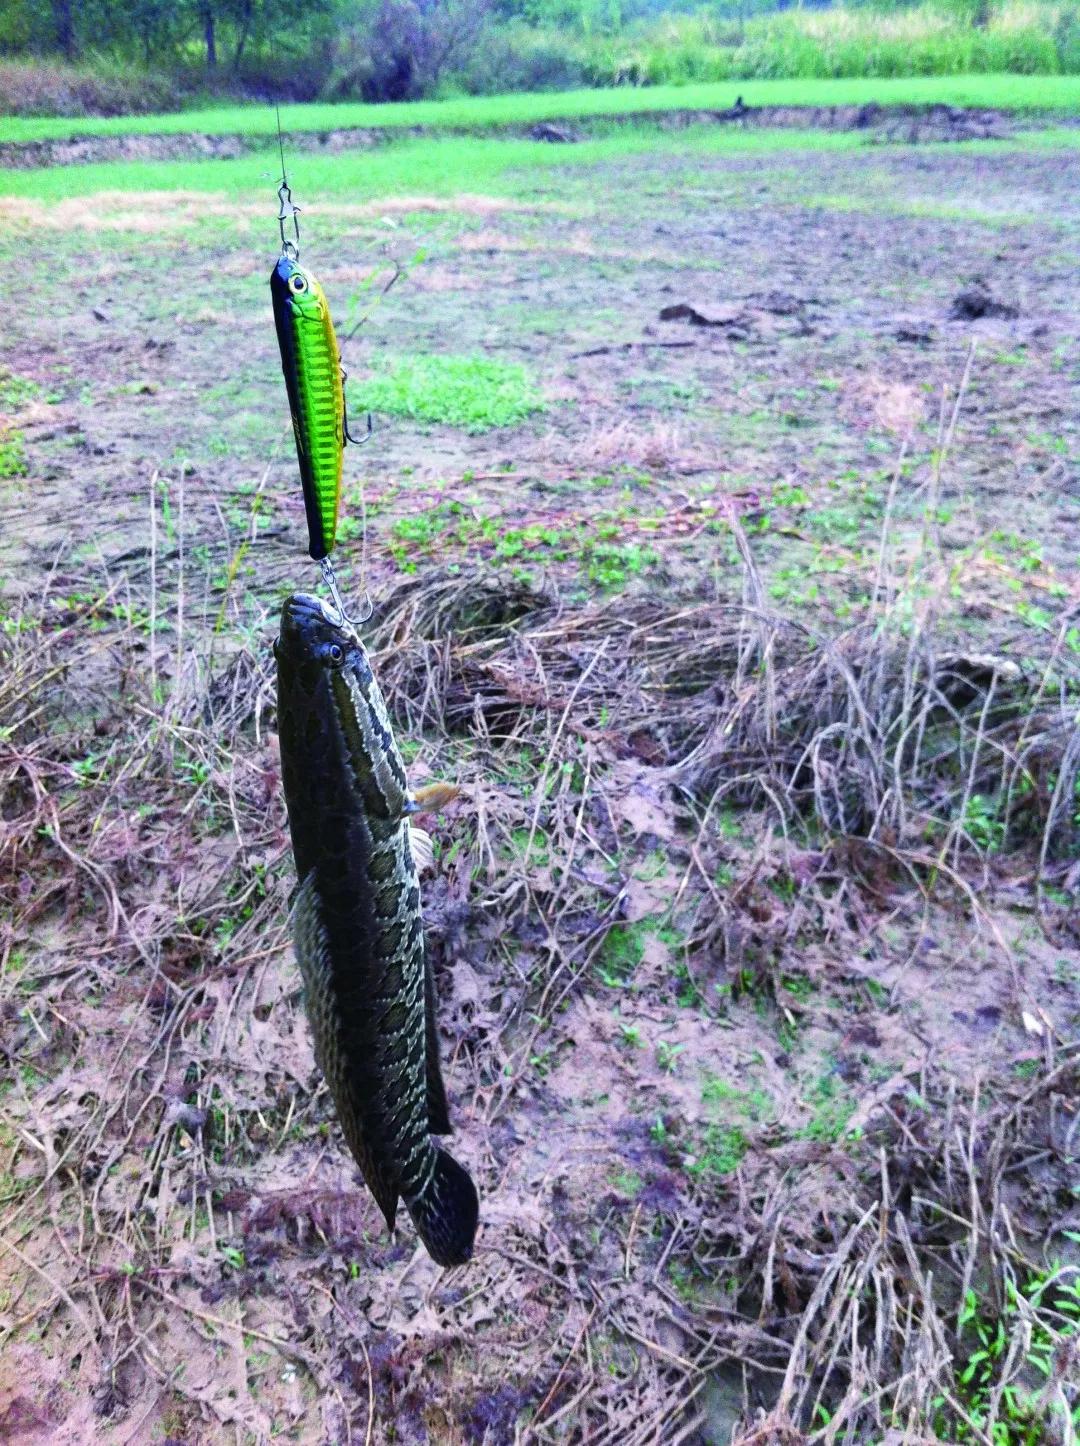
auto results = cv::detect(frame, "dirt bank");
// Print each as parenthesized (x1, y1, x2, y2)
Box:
(0, 101, 1024, 169)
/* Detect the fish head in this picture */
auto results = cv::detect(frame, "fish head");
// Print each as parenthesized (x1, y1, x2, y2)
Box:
(270, 256, 327, 321)
(275, 592, 365, 677)
(275, 593, 409, 823)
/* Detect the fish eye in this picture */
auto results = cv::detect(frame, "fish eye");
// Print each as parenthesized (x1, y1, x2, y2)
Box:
(328, 643, 343, 664)
(289, 274, 307, 294)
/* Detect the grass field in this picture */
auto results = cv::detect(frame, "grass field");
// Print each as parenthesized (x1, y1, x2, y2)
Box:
(2, 120, 1079, 210)
(0, 111, 1078, 1443)
(0, 124, 877, 204)
(2, 72, 1080, 145)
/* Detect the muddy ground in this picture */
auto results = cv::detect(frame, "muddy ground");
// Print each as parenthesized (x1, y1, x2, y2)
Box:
(0, 122, 1078, 1443)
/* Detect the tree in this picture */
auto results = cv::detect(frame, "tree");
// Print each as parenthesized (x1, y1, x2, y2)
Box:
(52, 0, 74, 58)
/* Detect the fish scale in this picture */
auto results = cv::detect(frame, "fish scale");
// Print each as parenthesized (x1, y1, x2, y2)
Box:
(275, 593, 478, 1266)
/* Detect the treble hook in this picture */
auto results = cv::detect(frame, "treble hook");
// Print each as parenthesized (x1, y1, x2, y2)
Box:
(320, 555, 373, 628)
(341, 368, 373, 446)
(320, 555, 349, 624)
(278, 179, 301, 260)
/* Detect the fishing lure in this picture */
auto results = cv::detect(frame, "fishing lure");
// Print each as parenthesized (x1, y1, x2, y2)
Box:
(270, 149, 361, 566)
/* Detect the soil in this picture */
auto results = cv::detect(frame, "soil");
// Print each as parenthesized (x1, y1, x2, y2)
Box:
(0, 123, 1078, 1443)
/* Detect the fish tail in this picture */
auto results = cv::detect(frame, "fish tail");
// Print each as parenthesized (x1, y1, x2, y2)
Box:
(405, 1147, 479, 1267)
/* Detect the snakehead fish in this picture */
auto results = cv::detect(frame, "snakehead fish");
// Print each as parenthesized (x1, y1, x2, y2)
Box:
(274, 593, 478, 1266)
(270, 256, 344, 561)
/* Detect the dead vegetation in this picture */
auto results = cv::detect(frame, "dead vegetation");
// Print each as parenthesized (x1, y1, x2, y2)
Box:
(1, 467, 1077, 1442)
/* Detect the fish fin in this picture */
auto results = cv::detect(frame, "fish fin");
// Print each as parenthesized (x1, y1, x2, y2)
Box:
(407, 1147, 479, 1268)
(293, 873, 400, 1234)
(408, 781, 460, 815)
(409, 825, 435, 875)
(372, 1185, 399, 1235)
(425, 955, 452, 1136)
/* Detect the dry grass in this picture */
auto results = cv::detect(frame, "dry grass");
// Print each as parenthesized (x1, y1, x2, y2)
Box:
(3, 191, 564, 237)
(371, 549, 1079, 884)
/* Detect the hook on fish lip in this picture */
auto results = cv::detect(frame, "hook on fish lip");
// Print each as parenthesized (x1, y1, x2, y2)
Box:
(280, 592, 359, 653)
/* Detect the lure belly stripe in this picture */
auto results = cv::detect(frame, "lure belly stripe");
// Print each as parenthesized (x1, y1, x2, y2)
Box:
(270, 255, 344, 561)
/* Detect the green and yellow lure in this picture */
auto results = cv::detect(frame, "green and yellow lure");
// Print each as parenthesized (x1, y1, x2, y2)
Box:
(270, 252, 346, 562)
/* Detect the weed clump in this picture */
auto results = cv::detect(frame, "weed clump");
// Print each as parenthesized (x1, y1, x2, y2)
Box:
(351, 353, 546, 433)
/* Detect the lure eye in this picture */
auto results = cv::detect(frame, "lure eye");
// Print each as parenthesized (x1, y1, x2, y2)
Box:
(328, 643, 344, 665)
(289, 274, 307, 294)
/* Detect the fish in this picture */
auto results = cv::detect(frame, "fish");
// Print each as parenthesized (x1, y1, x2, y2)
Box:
(270, 256, 345, 561)
(274, 591, 478, 1266)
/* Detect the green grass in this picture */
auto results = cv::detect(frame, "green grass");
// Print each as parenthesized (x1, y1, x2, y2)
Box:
(684, 1072, 773, 1178)
(4, 120, 1074, 215)
(2, 74, 1077, 145)
(0, 125, 869, 206)
(352, 353, 544, 432)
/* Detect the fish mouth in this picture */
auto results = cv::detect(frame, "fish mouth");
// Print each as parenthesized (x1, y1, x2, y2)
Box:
(283, 593, 338, 628)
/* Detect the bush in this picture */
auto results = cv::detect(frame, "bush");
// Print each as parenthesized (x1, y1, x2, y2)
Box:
(322, 0, 492, 102)
(1057, 3, 1080, 67)
(0, 57, 188, 117)
(572, 1, 1071, 85)
(448, 23, 591, 94)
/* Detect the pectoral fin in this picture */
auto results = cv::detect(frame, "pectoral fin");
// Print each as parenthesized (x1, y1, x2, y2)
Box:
(408, 782, 460, 814)
(409, 824, 435, 875)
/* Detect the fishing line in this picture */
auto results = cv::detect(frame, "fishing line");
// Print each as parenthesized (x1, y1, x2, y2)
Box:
(275, 104, 301, 259)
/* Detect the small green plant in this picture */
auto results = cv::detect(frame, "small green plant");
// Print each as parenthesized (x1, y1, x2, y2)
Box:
(687, 1123, 748, 1177)
(962, 794, 1006, 853)
(939, 1274, 1080, 1442)
(597, 920, 678, 988)
(0, 428, 27, 478)
(0, 369, 40, 412)
(799, 1072, 858, 1143)
(530, 1045, 556, 1077)
(656, 1040, 684, 1074)
(609, 1166, 644, 1197)
(494, 523, 571, 563)
(1016, 600, 1054, 632)
(596, 923, 646, 987)
(352, 354, 545, 432)
(682, 1073, 774, 1178)
(580, 540, 657, 590)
